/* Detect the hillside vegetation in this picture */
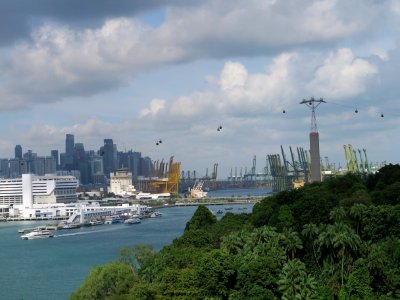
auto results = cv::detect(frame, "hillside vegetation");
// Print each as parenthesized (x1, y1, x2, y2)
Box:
(71, 164, 400, 299)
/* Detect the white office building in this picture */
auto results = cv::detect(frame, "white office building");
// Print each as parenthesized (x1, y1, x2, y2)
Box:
(0, 173, 78, 207)
(109, 169, 136, 196)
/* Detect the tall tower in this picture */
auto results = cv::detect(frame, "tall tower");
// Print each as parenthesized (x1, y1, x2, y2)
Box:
(65, 134, 74, 170)
(103, 139, 115, 178)
(300, 97, 325, 183)
(51, 150, 59, 170)
(15, 145, 22, 159)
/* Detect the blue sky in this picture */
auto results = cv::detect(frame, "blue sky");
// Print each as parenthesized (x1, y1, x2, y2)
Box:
(0, 0, 399, 178)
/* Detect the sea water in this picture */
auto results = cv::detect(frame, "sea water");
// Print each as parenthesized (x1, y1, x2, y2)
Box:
(0, 203, 255, 300)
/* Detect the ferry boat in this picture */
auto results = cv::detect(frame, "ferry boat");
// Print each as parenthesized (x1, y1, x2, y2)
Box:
(21, 230, 54, 240)
(124, 217, 141, 224)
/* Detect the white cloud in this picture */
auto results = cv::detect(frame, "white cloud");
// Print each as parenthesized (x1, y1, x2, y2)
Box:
(139, 98, 166, 118)
(0, 0, 391, 110)
(307, 48, 378, 100)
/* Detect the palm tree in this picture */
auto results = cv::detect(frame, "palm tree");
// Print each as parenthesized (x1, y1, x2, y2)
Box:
(330, 223, 361, 287)
(329, 207, 347, 224)
(221, 230, 246, 256)
(302, 223, 321, 269)
(278, 259, 318, 299)
(281, 228, 303, 260)
(349, 203, 367, 234)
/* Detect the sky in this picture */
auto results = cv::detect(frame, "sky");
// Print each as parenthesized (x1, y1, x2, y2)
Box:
(0, 0, 400, 178)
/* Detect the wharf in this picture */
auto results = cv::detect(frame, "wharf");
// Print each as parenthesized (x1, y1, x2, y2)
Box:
(175, 197, 264, 206)
(6, 216, 68, 222)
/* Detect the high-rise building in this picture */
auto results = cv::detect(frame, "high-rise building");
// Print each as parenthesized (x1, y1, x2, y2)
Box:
(51, 150, 59, 170)
(15, 145, 22, 159)
(34, 157, 57, 176)
(103, 139, 116, 178)
(90, 155, 105, 185)
(0, 159, 9, 178)
(73, 143, 89, 184)
(23, 150, 37, 174)
(65, 134, 74, 170)
(118, 151, 142, 179)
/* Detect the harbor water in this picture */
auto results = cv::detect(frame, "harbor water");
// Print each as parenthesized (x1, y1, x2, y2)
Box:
(0, 202, 256, 300)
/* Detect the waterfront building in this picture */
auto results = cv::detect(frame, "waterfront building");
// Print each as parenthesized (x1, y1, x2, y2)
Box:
(0, 173, 78, 207)
(109, 168, 136, 196)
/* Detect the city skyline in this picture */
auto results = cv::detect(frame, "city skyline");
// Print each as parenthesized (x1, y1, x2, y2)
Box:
(0, 1, 399, 178)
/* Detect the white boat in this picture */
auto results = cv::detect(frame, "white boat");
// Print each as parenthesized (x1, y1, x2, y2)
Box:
(150, 211, 162, 218)
(190, 181, 208, 199)
(124, 217, 141, 224)
(21, 230, 54, 240)
(89, 220, 103, 226)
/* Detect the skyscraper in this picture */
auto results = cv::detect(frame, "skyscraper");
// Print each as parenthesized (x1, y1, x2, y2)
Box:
(51, 150, 59, 170)
(103, 139, 116, 178)
(15, 145, 22, 159)
(65, 134, 74, 170)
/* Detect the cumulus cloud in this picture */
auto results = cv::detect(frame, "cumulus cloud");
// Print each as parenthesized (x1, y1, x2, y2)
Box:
(0, 0, 393, 110)
(307, 48, 378, 100)
(139, 99, 166, 118)
(137, 49, 384, 122)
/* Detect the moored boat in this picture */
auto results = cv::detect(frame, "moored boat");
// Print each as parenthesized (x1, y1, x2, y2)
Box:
(104, 216, 124, 224)
(150, 211, 162, 218)
(89, 220, 103, 226)
(124, 217, 141, 224)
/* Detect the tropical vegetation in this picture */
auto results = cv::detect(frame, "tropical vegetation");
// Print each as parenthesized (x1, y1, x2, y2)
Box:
(71, 164, 400, 299)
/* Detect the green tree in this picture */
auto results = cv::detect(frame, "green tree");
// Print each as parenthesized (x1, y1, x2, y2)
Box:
(70, 262, 137, 300)
(278, 205, 295, 229)
(329, 207, 347, 224)
(196, 249, 235, 299)
(302, 223, 321, 269)
(185, 205, 216, 231)
(349, 203, 367, 235)
(281, 228, 303, 260)
(278, 258, 318, 300)
(339, 258, 374, 300)
(317, 222, 361, 288)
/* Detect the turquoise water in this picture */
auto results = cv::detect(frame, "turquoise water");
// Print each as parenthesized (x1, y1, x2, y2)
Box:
(0, 204, 253, 300)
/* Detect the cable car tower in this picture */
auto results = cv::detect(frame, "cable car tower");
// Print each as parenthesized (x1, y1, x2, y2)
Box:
(300, 97, 325, 182)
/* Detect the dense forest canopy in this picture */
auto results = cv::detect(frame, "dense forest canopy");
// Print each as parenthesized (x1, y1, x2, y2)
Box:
(71, 164, 400, 299)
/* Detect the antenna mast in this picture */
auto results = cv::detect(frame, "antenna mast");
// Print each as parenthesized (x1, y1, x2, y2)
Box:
(300, 97, 326, 132)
